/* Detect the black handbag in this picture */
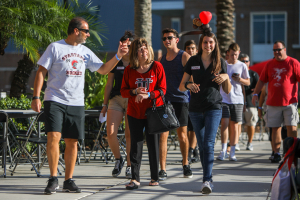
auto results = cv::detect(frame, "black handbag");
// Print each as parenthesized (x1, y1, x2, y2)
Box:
(146, 89, 180, 134)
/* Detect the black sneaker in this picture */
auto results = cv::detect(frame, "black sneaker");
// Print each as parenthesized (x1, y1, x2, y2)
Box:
(63, 179, 81, 193)
(158, 170, 167, 181)
(183, 165, 193, 178)
(271, 153, 281, 163)
(192, 147, 200, 163)
(188, 147, 193, 163)
(44, 177, 59, 195)
(112, 157, 124, 177)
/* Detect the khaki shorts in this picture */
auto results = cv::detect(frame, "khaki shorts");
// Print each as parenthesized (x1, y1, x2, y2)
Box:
(243, 107, 259, 126)
(108, 95, 128, 113)
(265, 103, 299, 127)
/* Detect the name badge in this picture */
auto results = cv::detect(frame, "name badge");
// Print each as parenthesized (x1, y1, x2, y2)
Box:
(191, 66, 200, 70)
(117, 66, 125, 70)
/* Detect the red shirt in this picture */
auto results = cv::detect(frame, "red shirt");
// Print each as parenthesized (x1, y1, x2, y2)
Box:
(260, 56, 300, 106)
(120, 61, 167, 119)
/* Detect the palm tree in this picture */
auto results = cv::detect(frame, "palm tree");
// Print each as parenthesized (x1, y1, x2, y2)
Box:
(215, 0, 235, 58)
(134, 0, 152, 45)
(0, 0, 106, 97)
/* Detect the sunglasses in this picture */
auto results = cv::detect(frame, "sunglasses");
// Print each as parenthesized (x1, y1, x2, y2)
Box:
(273, 48, 284, 52)
(241, 60, 249, 63)
(78, 28, 89, 34)
(162, 36, 176, 41)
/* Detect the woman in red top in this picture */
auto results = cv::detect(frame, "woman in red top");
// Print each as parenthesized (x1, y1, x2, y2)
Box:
(121, 38, 167, 189)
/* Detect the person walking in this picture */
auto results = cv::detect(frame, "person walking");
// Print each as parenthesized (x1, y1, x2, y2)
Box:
(120, 38, 166, 189)
(158, 28, 192, 180)
(101, 31, 134, 178)
(179, 32, 231, 194)
(31, 17, 130, 195)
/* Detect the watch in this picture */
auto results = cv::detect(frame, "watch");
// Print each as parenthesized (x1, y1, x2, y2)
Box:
(32, 96, 40, 100)
(102, 104, 107, 107)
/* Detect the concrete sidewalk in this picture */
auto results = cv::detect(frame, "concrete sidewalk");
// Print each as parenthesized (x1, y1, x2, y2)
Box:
(0, 134, 278, 200)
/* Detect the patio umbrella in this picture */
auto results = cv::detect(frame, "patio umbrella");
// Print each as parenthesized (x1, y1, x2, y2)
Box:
(249, 59, 273, 76)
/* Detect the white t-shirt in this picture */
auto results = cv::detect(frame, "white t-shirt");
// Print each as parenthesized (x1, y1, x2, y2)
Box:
(220, 60, 250, 104)
(37, 39, 103, 106)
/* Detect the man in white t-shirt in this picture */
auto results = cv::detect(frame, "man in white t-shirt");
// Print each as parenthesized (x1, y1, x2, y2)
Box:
(217, 43, 250, 161)
(31, 17, 129, 195)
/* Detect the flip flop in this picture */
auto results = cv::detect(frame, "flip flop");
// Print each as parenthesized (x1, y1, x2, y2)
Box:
(126, 181, 139, 190)
(149, 180, 159, 186)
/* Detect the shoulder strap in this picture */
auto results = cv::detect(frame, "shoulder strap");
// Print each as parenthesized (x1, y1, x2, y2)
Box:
(152, 89, 166, 108)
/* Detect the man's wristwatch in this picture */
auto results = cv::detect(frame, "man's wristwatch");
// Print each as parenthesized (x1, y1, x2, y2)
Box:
(102, 103, 107, 107)
(32, 96, 40, 100)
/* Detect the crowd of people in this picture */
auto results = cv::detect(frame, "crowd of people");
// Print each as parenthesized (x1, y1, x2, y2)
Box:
(30, 17, 300, 195)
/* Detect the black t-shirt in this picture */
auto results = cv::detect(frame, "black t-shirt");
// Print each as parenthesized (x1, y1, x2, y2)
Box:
(244, 69, 259, 107)
(184, 54, 227, 112)
(110, 60, 127, 99)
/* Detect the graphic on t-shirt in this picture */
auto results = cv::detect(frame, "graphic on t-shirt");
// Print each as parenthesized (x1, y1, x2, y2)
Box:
(272, 68, 287, 87)
(135, 78, 153, 90)
(65, 57, 84, 77)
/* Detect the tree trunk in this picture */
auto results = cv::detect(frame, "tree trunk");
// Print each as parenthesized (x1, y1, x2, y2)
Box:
(216, 0, 235, 58)
(134, 0, 152, 46)
(10, 54, 36, 98)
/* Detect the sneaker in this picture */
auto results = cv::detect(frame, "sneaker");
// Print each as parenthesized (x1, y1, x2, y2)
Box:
(112, 157, 124, 177)
(269, 152, 275, 160)
(188, 147, 193, 163)
(44, 177, 59, 195)
(125, 166, 132, 179)
(158, 170, 167, 181)
(183, 165, 193, 178)
(235, 143, 240, 151)
(201, 181, 213, 194)
(62, 179, 81, 193)
(229, 155, 237, 161)
(192, 147, 200, 163)
(271, 153, 281, 163)
(216, 151, 228, 161)
(246, 143, 254, 151)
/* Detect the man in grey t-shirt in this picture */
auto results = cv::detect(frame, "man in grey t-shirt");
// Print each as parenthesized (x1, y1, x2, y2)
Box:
(31, 17, 129, 195)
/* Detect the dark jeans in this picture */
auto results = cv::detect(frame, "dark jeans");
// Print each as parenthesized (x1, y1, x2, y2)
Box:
(127, 115, 160, 182)
(189, 109, 222, 182)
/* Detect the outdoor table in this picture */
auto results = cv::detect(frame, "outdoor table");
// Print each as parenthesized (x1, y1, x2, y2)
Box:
(1, 109, 39, 177)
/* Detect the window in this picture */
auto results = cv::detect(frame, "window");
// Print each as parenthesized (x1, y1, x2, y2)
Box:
(171, 18, 181, 33)
(253, 14, 285, 44)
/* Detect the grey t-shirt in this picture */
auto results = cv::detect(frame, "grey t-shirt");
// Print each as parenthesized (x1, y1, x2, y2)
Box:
(37, 39, 103, 106)
(220, 60, 250, 105)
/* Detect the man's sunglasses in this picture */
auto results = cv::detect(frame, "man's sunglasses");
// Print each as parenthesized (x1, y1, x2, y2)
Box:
(78, 28, 89, 34)
(162, 36, 176, 41)
(273, 48, 284, 52)
(241, 60, 249, 63)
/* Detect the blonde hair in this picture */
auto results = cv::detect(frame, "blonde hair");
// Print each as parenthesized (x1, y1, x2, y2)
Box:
(129, 38, 154, 69)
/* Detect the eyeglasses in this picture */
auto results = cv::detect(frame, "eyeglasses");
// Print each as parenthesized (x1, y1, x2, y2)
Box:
(78, 28, 89, 34)
(241, 60, 249, 63)
(273, 48, 284, 52)
(162, 36, 176, 41)
(138, 47, 148, 52)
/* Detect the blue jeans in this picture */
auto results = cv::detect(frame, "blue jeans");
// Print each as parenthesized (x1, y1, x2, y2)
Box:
(189, 109, 222, 182)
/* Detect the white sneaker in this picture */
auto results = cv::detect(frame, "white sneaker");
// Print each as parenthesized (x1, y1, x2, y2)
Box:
(246, 143, 253, 151)
(201, 181, 213, 194)
(229, 155, 237, 161)
(235, 144, 240, 151)
(216, 151, 228, 161)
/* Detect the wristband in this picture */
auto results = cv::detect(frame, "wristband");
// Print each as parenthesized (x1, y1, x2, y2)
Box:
(115, 53, 121, 61)
(32, 96, 40, 100)
(253, 93, 258, 96)
(102, 104, 107, 107)
(147, 92, 150, 98)
(135, 88, 138, 95)
(185, 81, 193, 90)
(258, 107, 262, 110)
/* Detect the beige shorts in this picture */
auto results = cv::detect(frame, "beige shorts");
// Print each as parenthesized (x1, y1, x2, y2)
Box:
(265, 103, 299, 127)
(243, 107, 259, 126)
(108, 95, 128, 113)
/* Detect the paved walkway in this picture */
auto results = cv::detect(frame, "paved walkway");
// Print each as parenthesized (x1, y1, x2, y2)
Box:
(0, 133, 279, 200)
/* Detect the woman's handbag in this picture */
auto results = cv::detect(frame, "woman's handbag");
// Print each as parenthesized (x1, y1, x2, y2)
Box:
(146, 89, 180, 134)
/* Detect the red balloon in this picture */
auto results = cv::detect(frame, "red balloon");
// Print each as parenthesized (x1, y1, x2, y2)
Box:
(199, 11, 212, 24)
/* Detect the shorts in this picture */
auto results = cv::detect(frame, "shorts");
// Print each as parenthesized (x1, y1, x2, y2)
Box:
(44, 101, 85, 139)
(169, 102, 189, 127)
(222, 103, 243, 123)
(188, 116, 193, 131)
(243, 107, 259, 126)
(108, 95, 128, 113)
(265, 103, 299, 127)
